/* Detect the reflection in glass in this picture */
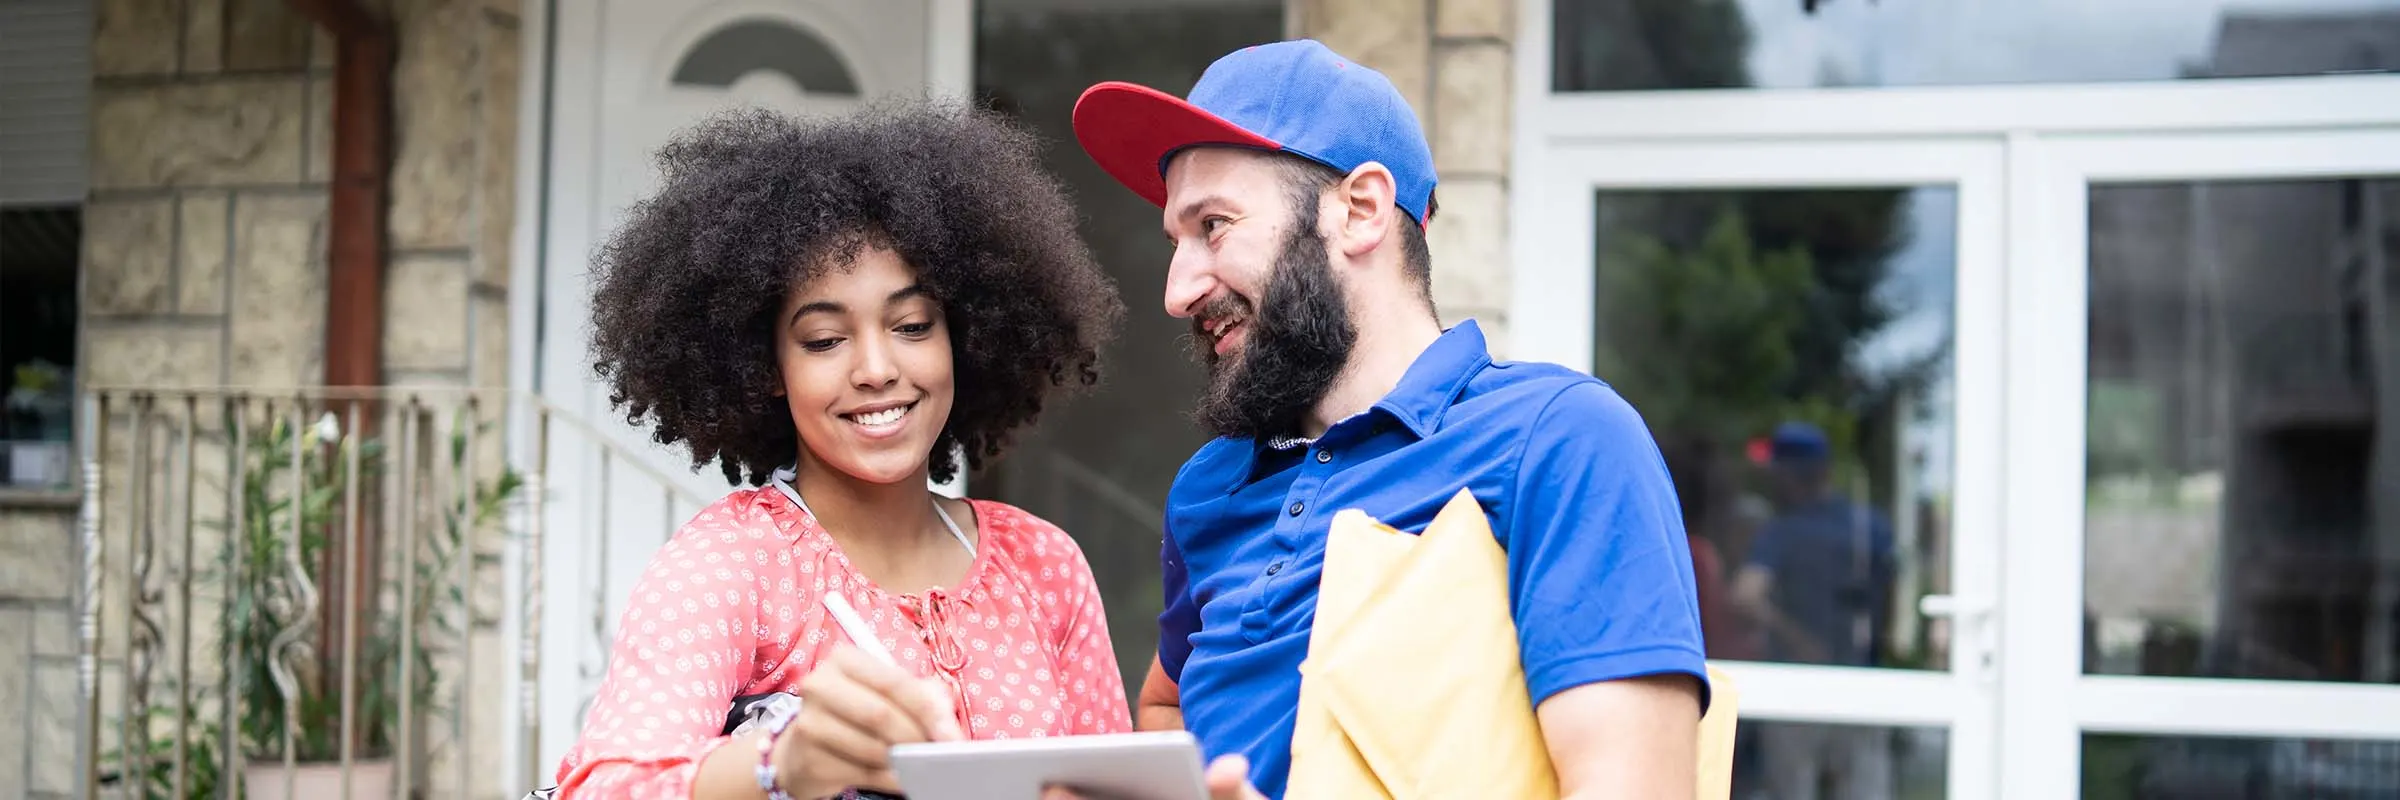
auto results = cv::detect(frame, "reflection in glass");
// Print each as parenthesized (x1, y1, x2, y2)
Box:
(1733, 721, 1947, 800)
(1593, 188, 1956, 672)
(972, 0, 1286, 705)
(2083, 178, 2400, 684)
(2084, 733, 2400, 799)
(1553, 0, 2400, 92)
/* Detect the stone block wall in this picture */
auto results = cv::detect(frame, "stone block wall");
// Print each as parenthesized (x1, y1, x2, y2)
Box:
(83, 0, 518, 394)
(0, 500, 80, 799)
(1296, 0, 1516, 357)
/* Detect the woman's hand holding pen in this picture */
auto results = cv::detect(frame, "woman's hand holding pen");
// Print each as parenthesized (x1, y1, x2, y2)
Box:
(773, 645, 965, 797)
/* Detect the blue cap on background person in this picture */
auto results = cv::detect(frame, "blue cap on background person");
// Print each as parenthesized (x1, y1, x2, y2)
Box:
(1769, 421, 1832, 465)
(1070, 38, 1440, 226)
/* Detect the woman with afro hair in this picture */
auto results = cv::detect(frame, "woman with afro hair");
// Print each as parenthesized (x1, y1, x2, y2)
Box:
(547, 99, 1131, 800)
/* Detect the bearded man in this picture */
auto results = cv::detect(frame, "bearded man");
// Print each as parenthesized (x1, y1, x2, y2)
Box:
(1063, 39, 1711, 800)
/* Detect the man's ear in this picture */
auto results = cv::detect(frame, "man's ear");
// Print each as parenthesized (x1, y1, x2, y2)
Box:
(1331, 162, 1399, 260)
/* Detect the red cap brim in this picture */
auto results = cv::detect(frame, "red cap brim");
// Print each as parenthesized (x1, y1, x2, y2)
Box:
(1072, 81, 1282, 208)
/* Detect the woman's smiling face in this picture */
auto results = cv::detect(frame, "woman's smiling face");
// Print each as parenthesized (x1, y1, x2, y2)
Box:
(775, 245, 956, 485)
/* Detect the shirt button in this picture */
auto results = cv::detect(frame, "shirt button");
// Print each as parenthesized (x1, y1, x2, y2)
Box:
(1265, 561, 1283, 576)
(1288, 501, 1306, 517)
(1315, 450, 1333, 463)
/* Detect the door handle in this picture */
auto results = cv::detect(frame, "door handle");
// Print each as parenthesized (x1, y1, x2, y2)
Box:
(1918, 594, 1998, 684)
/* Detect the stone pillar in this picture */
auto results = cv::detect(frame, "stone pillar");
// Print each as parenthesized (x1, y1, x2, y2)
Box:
(383, 4, 524, 793)
(385, 0, 520, 393)
(1294, 0, 1516, 358)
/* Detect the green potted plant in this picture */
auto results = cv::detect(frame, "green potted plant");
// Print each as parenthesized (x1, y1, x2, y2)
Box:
(218, 409, 521, 799)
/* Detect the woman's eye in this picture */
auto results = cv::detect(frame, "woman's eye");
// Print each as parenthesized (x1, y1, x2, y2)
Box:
(896, 322, 935, 337)
(800, 337, 842, 353)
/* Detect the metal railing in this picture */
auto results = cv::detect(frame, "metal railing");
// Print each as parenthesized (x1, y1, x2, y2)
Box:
(70, 386, 708, 799)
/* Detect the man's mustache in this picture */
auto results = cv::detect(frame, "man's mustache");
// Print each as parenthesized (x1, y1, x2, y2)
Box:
(1189, 293, 1253, 363)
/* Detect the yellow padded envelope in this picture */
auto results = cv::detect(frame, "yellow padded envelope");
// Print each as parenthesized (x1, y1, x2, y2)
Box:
(1288, 490, 1738, 800)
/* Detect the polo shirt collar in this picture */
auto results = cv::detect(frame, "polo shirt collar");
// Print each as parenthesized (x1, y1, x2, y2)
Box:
(1249, 318, 1491, 454)
(1369, 319, 1491, 439)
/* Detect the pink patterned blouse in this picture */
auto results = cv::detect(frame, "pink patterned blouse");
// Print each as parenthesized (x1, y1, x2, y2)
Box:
(552, 486, 1133, 798)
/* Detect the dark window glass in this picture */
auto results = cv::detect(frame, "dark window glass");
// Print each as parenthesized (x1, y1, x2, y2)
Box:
(2084, 732, 2400, 799)
(2084, 178, 2400, 685)
(973, 0, 1287, 703)
(1593, 187, 1957, 673)
(1, 205, 80, 489)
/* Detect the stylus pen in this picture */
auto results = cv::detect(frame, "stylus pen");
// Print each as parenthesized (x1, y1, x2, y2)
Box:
(823, 590, 901, 667)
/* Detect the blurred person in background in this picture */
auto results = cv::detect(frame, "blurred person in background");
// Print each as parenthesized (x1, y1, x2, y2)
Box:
(1733, 421, 1897, 800)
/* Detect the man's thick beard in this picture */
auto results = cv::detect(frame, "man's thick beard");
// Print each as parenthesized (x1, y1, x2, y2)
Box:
(1190, 226, 1356, 440)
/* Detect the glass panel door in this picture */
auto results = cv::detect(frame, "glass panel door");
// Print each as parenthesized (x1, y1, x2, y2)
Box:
(1519, 138, 2006, 800)
(2007, 127, 2400, 798)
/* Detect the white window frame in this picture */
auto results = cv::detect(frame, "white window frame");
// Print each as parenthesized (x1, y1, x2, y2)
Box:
(1514, 1, 2400, 797)
(1515, 129, 2010, 800)
(2004, 126, 2400, 798)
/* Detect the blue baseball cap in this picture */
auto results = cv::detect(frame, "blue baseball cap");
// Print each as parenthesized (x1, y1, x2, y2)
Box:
(1769, 421, 1832, 464)
(1071, 39, 1439, 226)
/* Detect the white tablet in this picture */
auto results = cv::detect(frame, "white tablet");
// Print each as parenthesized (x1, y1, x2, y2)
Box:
(888, 730, 1209, 800)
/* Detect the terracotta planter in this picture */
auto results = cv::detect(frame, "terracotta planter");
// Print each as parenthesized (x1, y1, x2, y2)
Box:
(241, 758, 396, 800)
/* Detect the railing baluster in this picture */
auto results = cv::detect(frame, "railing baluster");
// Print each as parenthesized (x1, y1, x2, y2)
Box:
(592, 450, 611, 681)
(220, 397, 248, 800)
(172, 396, 198, 799)
(397, 398, 421, 800)
(522, 404, 549, 793)
(275, 397, 311, 800)
(122, 395, 150, 797)
(77, 392, 106, 800)
(340, 399, 363, 798)
(455, 399, 480, 799)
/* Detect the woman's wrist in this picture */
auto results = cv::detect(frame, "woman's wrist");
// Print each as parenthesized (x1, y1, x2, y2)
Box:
(756, 712, 800, 800)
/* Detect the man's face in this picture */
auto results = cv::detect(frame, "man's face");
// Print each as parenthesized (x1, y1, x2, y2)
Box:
(1160, 148, 1356, 439)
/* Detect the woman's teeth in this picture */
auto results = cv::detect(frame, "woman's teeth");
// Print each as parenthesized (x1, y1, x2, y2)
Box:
(847, 405, 910, 427)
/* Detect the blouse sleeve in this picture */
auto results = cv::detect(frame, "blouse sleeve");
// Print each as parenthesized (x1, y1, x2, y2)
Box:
(550, 502, 780, 798)
(1047, 528, 1132, 734)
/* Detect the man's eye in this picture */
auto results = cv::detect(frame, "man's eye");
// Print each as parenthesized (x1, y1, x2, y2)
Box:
(1201, 216, 1230, 235)
(801, 338, 842, 353)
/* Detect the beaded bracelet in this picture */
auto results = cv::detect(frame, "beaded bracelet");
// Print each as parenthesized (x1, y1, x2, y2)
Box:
(754, 709, 800, 800)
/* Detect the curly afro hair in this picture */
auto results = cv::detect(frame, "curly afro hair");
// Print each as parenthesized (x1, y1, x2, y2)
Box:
(587, 99, 1124, 487)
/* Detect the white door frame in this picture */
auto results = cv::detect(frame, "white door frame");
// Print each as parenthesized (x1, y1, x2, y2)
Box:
(500, 0, 974, 792)
(2002, 126, 2400, 799)
(1515, 1, 2400, 796)
(1515, 134, 2010, 800)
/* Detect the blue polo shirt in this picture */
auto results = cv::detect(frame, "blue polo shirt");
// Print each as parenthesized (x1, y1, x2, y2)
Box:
(1156, 320, 1711, 798)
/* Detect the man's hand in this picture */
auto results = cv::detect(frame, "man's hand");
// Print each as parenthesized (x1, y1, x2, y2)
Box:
(1039, 754, 1265, 800)
(1199, 755, 1268, 800)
